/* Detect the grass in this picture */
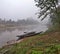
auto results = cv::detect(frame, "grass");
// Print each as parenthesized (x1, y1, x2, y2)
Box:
(0, 30, 60, 54)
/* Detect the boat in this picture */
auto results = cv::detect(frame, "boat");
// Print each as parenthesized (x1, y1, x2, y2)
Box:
(17, 31, 43, 41)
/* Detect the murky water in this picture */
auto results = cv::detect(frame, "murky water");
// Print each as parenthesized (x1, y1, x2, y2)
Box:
(0, 24, 48, 47)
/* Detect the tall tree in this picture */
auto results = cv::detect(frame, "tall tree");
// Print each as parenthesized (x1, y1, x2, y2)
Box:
(35, 0, 58, 20)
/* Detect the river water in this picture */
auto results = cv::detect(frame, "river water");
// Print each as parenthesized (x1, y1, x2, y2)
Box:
(0, 24, 48, 47)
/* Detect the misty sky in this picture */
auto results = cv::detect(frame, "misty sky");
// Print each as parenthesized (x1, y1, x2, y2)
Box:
(0, 0, 38, 21)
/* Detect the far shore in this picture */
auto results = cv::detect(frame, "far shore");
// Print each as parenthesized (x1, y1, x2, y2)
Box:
(0, 24, 37, 30)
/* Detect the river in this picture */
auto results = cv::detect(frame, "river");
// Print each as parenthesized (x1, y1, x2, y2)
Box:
(0, 24, 48, 47)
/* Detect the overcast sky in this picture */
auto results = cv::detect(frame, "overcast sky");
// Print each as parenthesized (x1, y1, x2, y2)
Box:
(0, 0, 38, 21)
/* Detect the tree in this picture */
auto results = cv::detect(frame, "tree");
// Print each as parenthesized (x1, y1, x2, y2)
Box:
(50, 5, 60, 25)
(34, 0, 58, 21)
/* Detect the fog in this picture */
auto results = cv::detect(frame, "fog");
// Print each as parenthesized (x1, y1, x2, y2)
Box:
(0, 0, 38, 21)
(1, 0, 58, 24)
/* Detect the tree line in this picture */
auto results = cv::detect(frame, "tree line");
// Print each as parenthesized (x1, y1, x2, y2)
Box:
(0, 18, 39, 26)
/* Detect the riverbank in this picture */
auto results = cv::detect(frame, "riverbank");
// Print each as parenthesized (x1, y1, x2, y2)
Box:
(0, 24, 48, 48)
(0, 24, 47, 31)
(3, 39, 23, 48)
(0, 31, 60, 54)
(1, 31, 42, 48)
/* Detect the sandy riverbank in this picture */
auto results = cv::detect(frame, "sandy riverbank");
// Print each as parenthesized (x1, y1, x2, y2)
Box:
(1, 39, 23, 48)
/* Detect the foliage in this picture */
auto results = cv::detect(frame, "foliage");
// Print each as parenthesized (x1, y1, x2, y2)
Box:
(31, 45, 59, 54)
(50, 6, 60, 25)
(34, 0, 58, 20)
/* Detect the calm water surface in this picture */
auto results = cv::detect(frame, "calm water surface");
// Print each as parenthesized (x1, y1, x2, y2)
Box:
(0, 24, 48, 47)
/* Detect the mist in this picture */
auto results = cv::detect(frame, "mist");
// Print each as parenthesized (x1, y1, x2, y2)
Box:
(0, 0, 38, 21)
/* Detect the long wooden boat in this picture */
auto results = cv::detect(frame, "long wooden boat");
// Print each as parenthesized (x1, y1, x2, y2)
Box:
(17, 31, 43, 41)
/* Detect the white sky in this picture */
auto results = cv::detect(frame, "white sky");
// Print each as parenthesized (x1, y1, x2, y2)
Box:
(0, 0, 38, 21)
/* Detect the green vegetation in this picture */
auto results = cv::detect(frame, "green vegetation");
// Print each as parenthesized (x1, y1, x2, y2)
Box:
(0, 31, 60, 54)
(35, 0, 58, 20)
(0, 0, 60, 54)
(31, 45, 59, 54)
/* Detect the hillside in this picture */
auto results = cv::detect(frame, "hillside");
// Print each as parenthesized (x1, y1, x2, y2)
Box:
(0, 31, 60, 54)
